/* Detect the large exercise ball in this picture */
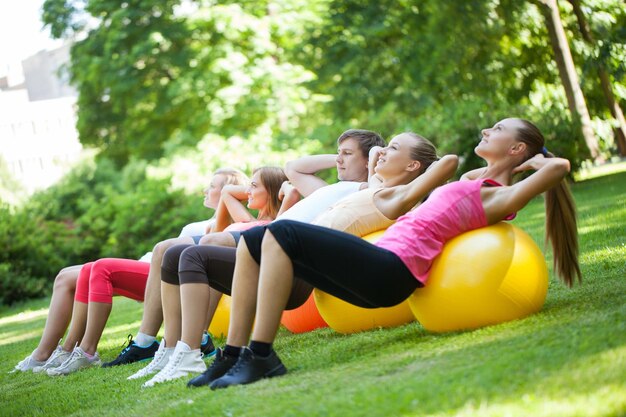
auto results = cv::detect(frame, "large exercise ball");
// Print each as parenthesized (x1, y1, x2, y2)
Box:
(208, 295, 231, 338)
(408, 222, 548, 332)
(314, 230, 415, 334)
(280, 293, 328, 333)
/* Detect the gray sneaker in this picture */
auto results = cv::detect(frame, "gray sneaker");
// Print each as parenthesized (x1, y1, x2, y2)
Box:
(10, 352, 45, 373)
(33, 346, 72, 373)
(47, 347, 101, 376)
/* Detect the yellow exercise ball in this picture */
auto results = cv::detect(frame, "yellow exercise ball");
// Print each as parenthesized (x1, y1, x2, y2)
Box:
(314, 230, 415, 334)
(408, 222, 548, 333)
(208, 295, 231, 338)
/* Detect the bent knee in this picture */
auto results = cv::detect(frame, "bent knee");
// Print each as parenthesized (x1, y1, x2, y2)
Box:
(53, 266, 81, 292)
(199, 232, 235, 247)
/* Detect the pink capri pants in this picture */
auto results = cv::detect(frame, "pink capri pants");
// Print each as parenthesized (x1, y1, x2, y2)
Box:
(74, 258, 150, 304)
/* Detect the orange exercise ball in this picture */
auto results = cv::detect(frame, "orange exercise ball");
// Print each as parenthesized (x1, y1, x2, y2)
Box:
(280, 293, 328, 334)
(409, 222, 548, 333)
(314, 230, 415, 334)
(208, 295, 231, 338)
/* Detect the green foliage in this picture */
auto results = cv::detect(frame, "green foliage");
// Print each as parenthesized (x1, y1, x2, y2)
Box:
(0, 156, 209, 305)
(0, 204, 75, 305)
(42, 0, 322, 166)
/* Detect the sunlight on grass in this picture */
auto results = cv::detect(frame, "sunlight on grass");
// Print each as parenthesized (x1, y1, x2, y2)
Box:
(0, 308, 48, 327)
(437, 384, 626, 417)
(0, 329, 41, 347)
(575, 160, 626, 181)
(100, 321, 142, 338)
(582, 244, 626, 262)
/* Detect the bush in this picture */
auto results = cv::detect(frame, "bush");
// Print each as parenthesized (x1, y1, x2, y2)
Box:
(0, 158, 210, 305)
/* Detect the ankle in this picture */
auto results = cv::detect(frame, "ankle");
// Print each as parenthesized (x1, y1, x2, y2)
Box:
(249, 340, 272, 357)
(135, 332, 157, 347)
(223, 344, 241, 358)
(31, 348, 50, 362)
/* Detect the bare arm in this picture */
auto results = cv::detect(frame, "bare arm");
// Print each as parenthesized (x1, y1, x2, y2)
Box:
(218, 185, 255, 228)
(460, 167, 487, 181)
(284, 154, 337, 197)
(213, 198, 233, 232)
(368, 146, 384, 188)
(483, 155, 570, 224)
(276, 181, 302, 217)
(375, 155, 459, 220)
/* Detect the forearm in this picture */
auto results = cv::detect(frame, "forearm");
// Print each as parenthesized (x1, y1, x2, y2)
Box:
(276, 188, 302, 217)
(285, 154, 336, 197)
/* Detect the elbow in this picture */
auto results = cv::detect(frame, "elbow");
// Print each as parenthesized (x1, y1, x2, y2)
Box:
(554, 158, 570, 176)
(284, 160, 299, 181)
(443, 155, 459, 176)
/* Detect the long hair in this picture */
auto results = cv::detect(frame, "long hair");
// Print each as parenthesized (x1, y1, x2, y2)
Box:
(253, 166, 288, 220)
(515, 119, 582, 287)
(403, 132, 439, 176)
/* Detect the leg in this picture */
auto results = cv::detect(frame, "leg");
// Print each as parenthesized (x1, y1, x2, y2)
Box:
(199, 231, 237, 247)
(79, 259, 150, 354)
(210, 220, 418, 389)
(31, 265, 82, 361)
(178, 245, 237, 349)
(204, 288, 223, 331)
(61, 263, 95, 352)
(161, 244, 194, 347)
(225, 239, 261, 348)
(180, 284, 210, 349)
(139, 236, 194, 337)
(251, 231, 294, 343)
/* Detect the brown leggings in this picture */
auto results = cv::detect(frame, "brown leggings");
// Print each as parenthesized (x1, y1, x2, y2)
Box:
(161, 244, 313, 310)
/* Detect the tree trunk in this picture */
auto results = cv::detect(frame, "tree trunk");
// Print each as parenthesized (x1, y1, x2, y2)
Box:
(536, 0, 602, 161)
(568, 0, 626, 156)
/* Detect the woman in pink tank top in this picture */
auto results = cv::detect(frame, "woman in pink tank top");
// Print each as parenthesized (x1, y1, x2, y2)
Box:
(206, 118, 582, 390)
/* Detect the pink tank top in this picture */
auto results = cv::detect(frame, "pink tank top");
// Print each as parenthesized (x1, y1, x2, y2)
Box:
(376, 179, 515, 284)
(224, 220, 271, 232)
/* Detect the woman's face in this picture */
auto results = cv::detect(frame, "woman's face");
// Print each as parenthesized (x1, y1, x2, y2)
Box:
(475, 118, 524, 159)
(203, 174, 226, 209)
(375, 133, 418, 178)
(246, 171, 269, 210)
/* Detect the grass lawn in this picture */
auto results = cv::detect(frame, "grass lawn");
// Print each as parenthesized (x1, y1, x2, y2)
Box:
(1, 162, 625, 417)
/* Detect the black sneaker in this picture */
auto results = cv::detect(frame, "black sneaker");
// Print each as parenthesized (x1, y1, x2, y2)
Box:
(187, 348, 238, 388)
(200, 333, 216, 358)
(209, 347, 287, 390)
(101, 335, 159, 368)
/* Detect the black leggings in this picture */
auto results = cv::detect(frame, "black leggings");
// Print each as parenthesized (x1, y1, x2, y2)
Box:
(242, 220, 420, 308)
(161, 243, 313, 310)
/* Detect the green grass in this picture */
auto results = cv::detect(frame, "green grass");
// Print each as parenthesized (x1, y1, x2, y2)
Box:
(1, 166, 625, 417)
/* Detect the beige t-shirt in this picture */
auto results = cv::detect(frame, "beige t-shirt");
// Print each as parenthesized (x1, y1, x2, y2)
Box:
(312, 188, 394, 236)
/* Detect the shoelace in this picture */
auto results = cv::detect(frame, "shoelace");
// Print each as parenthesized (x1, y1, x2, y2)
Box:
(135, 349, 166, 376)
(158, 351, 185, 379)
(224, 352, 251, 377)
(119, 334, 135, 354)
(57, 348, 81, 371)
(43, 348, 65, 367)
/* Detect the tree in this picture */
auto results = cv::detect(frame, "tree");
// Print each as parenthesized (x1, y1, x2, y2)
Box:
(42, 0, 321, 166)
(534, 0, 602, 160)
(567, 0, 626, 156)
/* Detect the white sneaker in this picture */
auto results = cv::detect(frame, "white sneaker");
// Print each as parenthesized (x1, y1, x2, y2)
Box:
(47, 347, 101, 376)
(33, 346, 72, 373)
(127, 340, 173, 380)
(142, 341, 206, 388)
(10, 351, 45, 373)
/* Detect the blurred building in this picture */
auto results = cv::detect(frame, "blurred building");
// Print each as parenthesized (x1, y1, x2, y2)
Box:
(0, 43, 82, 197)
